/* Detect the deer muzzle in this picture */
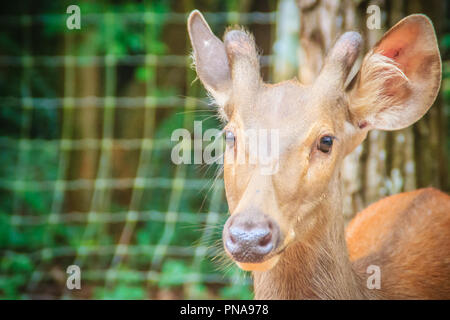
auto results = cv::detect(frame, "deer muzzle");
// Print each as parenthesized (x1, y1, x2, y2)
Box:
(223, 209, 281, 270)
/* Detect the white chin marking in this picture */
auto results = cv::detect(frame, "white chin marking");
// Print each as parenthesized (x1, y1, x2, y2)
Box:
(236, 255, 280, 272)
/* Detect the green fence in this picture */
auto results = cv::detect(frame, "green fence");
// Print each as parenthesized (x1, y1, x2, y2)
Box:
(0, 1, 278, 299)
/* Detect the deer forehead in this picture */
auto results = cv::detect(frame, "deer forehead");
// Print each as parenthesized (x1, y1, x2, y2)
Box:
(231, 81, 347, 140)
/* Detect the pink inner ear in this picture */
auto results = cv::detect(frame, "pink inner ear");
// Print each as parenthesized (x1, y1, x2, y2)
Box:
(374, 23, 422, 76)
(382, 48, 401, 59)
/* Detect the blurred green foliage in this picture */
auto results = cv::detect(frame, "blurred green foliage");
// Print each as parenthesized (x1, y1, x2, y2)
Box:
(441, 33, 450, 157)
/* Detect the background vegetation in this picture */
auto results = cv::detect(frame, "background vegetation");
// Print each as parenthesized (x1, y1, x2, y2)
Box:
(0, 0, 448, 299)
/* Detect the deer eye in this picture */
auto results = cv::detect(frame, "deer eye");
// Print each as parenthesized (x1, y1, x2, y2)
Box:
(318, 135, 334, 153)
(225, 130, 235, 146)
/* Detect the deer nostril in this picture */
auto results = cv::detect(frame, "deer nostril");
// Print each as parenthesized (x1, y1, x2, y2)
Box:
(258, 232, 272, 247)
(229, 232, 237, 244)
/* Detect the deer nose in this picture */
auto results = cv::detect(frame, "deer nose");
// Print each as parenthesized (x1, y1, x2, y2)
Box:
(223, 213, 280, 263)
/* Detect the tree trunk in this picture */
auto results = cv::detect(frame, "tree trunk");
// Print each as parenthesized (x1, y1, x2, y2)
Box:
(67, 61, 100, 212)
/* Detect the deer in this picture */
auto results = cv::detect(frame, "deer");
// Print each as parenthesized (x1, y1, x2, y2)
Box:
(187, 10, 450, 299)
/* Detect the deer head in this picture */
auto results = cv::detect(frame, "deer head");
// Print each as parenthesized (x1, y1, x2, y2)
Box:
(187, 10, 441, 272)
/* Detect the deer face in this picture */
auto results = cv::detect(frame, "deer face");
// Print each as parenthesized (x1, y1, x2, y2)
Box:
(187, 11, 441, 271)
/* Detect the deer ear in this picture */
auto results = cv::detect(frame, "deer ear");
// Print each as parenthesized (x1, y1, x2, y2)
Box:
(188, 10, 232, 112)
(348, 14, 441, 131)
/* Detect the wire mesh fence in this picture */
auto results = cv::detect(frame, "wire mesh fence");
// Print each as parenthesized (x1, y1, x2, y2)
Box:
(3, 0, 449, 300)
(0, 1, 278, 299)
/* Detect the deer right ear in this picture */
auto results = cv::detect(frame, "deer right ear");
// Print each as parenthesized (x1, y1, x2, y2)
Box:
(188, 10, 232, 118)
(348, 14, 441, 131)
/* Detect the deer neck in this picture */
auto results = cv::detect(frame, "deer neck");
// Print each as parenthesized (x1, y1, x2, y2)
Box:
(252, 191, 377, 300)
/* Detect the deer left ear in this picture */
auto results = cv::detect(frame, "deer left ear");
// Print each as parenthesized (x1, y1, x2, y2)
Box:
(348, 14, 441, 131)
(188, 10, 232, 111)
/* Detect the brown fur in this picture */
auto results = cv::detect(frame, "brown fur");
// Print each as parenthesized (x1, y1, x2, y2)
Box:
(253, 188, 450, 299)
(187, 11, 447, 299)
(348, 188, 450, 299)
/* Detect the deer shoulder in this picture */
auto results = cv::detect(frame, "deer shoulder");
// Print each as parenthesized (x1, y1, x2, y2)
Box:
(347, 188, 450, 299)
